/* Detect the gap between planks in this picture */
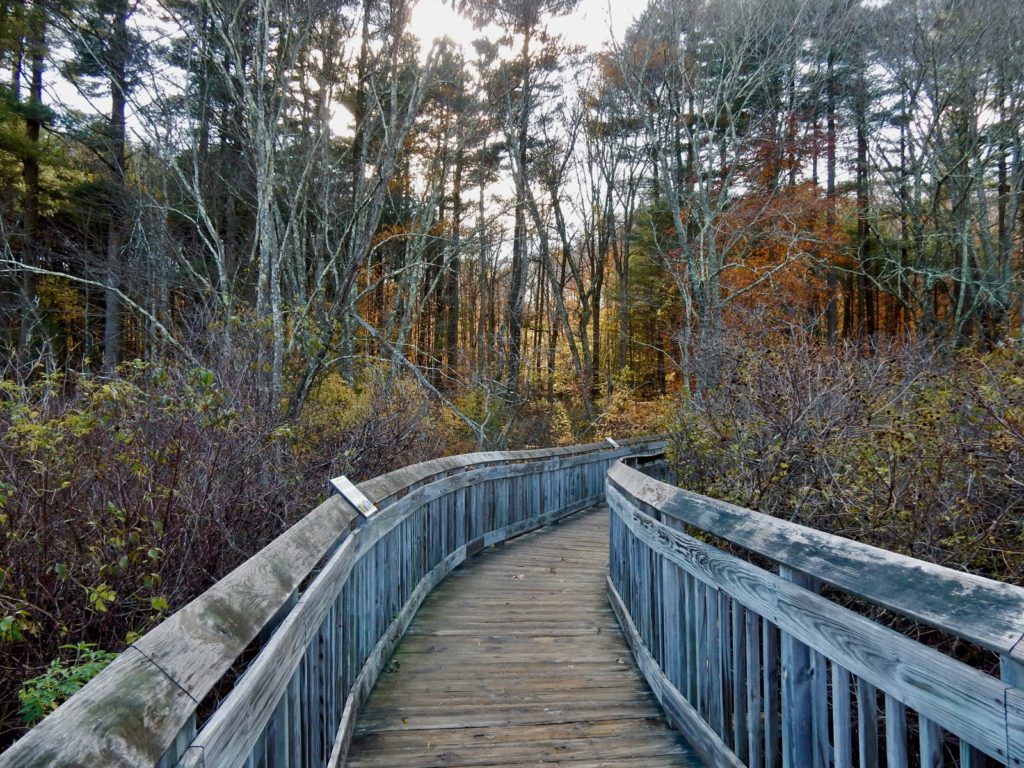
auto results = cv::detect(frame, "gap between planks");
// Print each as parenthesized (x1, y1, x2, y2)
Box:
(346, 504, 702, 767)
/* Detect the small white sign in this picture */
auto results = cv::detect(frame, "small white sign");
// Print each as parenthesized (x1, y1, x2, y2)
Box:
(330, 475, 379, 518)
(606, 437, 621, 449)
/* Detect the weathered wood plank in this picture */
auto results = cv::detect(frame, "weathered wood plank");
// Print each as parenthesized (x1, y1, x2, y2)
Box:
(607, 462, 1024, 662)
(0, 494, 360, 768)
(0, 439, 663, 768)
(608, 483, 1024, 765)
(885, 695, 909, 768)
(348, 509, 698, 767)
(831, 663, 852, 768)
(608, 577, 744, 768)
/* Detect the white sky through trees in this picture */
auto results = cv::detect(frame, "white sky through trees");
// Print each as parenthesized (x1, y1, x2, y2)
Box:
(409, 0, 639, 53)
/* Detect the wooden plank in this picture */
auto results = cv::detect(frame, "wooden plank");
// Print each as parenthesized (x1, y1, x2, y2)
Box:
(745, 609, 763, 768)
(779, 567, 814, 768)
(857, 678, 879, 768)
(607, 462, 1024, 663)
(831, 663, 852, 768)
(348, 509, 700, 767)
(885, 695, 909, 768)
(764, 620, 780, 768)
(810, 650, 829, 768)
(608, 485, 1024, 765)
(919, 715, 944, 768)
(731, 601, 747, 762)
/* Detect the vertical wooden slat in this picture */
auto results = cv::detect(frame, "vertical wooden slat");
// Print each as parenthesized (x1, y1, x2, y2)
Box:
(732, 601, 747, 761)
(746, 610, 763, 768)
(885, 695, 909, 768)
(779, 566, 815, 768)
(857, 678, 879, 768)
(810, 649, 829, 768)
(719, 589, 733, 747)
(831, 663, 852, 768)
(764, 620, 781, 768)
(708, 587, 725, 736)
(662, 559, 683, 690)
(960, 742, 987, 768)
(918, 715, 943, 768)
(685, 571, 699, 705)
(696, 579, 708, 721)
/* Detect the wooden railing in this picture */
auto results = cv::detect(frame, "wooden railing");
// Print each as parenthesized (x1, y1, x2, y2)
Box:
(0, 436, 666, 768)
(607, 460, 1024, 768)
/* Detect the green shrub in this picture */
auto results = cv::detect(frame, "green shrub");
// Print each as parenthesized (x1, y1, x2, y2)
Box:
(18, 644, 117, 724)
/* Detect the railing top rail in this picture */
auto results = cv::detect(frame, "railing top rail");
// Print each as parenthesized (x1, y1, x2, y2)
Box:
(0, 436, 665, 768)
(608, 461, 1024, 662)
(362, 435, 667, 504)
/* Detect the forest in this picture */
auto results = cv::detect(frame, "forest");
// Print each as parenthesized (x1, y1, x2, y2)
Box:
(0, 0, 1022, 746)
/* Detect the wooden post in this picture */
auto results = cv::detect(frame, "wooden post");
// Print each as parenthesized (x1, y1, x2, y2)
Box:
(778, 565, 817, 768)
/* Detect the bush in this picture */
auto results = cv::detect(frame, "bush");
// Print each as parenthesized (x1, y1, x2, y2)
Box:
(669, 339, 1024, 584)
(0, 361, 450, 745)
(18, 643, 118, 725)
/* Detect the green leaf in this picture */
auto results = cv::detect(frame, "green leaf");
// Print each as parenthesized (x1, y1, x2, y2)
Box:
(85, 583, 116, 613)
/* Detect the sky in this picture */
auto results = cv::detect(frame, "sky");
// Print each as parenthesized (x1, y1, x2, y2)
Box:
(409, 0, 640, 54)
(34, 0, 641, 146)
(327, 0, 640, 136)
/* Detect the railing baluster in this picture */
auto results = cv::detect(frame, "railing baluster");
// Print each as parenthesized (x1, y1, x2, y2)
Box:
(696, 578, 709, 722)
(831, 662, 852, 768)
(885, 695, 909, 768)
(685, 570, 699, 705)
(810, 649, 829, 768)
(857, 678, 879, 768)
(764, 619, 781, 768)
(709, 585, 725, 736)
(662, 558, 683, 690)
(779, 566, 815, 768)
(746, 609, 763, 768)
(732, 601, 748, 762)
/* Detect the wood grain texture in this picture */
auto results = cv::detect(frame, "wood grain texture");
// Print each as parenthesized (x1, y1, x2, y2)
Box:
(362, 438, 667, 507)
(608, 467, 1024, 767)
(0, 495, 359, 768)
(0, 440, 661, 768)
(346, 507, 700, 767)
(606, 462, 1024, 662)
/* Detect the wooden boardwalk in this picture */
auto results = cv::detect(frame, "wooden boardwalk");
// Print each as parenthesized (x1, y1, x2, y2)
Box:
(347, 505, 701, 767)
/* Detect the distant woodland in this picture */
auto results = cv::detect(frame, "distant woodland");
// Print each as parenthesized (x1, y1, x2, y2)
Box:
(1, 0, 1023, 745)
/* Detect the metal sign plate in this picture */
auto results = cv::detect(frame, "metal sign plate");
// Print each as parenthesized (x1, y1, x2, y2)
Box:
(329, 475, 379, 518)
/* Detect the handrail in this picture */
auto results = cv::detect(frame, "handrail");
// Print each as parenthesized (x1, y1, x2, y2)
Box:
(361, 435, 666, 505)
(0, 436, 666, 768)
(606, 460, 1024, 767)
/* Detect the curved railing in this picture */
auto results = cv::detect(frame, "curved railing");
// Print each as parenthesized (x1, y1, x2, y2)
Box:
(0, 436, 666, 768)
(606, 460, 1024, 767)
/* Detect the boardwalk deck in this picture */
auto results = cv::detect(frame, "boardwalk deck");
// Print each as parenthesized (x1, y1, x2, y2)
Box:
(347, 505, 701, 767)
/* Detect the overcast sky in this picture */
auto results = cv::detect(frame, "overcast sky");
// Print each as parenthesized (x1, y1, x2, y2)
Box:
(410, 0, 639, 54)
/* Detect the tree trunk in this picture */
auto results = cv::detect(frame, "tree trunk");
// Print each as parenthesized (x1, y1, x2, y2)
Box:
(103, 2, 129, 372)
(506, 28, 532, 399)
(18, 3, 44, 361)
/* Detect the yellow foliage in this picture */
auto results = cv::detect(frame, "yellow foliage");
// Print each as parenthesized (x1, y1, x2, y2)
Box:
(36, 276, 83, 330)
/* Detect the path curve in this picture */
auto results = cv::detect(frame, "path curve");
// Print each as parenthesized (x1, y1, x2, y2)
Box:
(347, 505, 701, 767)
